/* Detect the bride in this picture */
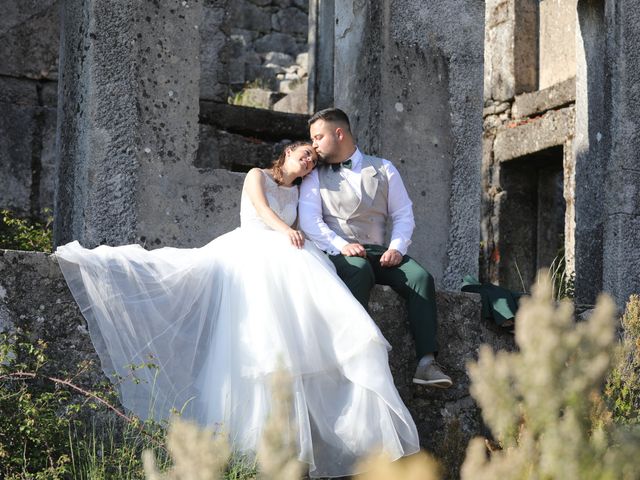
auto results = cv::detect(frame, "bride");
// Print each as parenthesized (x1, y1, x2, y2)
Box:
(55, 142, 420, 478)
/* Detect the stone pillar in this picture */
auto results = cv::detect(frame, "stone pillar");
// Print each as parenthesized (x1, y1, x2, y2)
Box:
(307, 0, 334, 113)
(602, 0, 640, 307)
(484, 0, 538, 102)
(574, 0, 606, 305)
(333, 0, 484, 289)
(54, 0, 244, 249)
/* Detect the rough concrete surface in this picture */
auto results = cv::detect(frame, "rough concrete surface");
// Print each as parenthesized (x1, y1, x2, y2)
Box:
(0, 248, 515, 468)
(602, 0, 640, 307)
(494, 106, 575, 162)
(574, 0, 606, 305)
(334, 0, 484, 290)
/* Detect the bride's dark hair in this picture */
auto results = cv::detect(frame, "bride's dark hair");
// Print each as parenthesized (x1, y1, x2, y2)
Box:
(271, 141, 314, 186)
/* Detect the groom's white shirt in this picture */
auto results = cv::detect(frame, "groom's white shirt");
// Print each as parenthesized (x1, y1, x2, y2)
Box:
(299, 147, 415, 255)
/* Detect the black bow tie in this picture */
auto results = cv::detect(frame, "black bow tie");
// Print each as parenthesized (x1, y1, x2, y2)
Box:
(331, 158, 352, 172)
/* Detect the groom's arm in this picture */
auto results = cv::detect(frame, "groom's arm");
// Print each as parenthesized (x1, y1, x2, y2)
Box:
(299, 170, 350, 254)
(381, 160, 415, 265)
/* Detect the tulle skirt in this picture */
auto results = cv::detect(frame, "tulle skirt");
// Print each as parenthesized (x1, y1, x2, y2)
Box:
(55, 228, 419, 477)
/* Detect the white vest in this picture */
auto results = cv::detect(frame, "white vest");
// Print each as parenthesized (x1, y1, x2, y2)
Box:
(318, 154, 389, 246)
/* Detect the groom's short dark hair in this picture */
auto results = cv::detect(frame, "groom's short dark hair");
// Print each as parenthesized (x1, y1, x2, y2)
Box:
(308, 108, 351, 134)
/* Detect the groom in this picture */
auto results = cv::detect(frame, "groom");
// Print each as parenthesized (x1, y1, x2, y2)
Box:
(299, 108, 452, 388)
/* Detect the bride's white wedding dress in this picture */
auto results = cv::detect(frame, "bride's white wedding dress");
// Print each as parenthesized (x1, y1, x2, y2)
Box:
(55, 172, 420, 478)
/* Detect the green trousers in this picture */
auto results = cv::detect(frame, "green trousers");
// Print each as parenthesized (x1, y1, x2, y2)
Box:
(328, 244, 438, 358)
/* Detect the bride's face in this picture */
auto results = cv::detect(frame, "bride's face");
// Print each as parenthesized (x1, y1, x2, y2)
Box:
(286, 145, 317, 176)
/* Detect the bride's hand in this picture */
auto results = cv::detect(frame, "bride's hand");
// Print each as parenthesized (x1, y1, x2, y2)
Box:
(286, 229, 305, 249)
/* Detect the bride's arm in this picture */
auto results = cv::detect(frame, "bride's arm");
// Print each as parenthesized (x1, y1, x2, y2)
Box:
(244, 168, 305, 248)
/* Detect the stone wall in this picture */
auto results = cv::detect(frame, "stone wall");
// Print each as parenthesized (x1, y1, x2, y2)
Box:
(0, 1, 60, 220)
(0, 1, 310, 232)
(333, 0, 485, 290)
(0, 248, 515, 474)
(205, 0, 310, 113)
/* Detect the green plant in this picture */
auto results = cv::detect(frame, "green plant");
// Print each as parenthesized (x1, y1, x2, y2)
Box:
(605, 294, 640, 425)
(0, 329, 171, 479)
(549, 251, 575, 301)
(0, 209, 53, 252)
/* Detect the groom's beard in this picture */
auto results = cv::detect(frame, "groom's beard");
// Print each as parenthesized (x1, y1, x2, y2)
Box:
(318, 152, 338, 164)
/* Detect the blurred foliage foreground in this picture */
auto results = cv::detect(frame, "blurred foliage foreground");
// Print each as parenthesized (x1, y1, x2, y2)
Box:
(1, 274, 640, 479)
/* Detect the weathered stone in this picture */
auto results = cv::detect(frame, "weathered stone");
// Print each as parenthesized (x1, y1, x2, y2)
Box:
(272, 81, 308, 113)
(272, 7, 309, 35)
(0, 249, 515, 466)
(292, 0, 308, 9)
(494, 106, 575, 163)
(334, 0, 484, 289)
(573, 0, 606, 306)
(295, 52, 309, 70)
(512, 77, 576, 119)
(601, 0, 640, 307)
(539, 0, 577, 90)
(196, 124, 287, 170)
(199, 101, 309, 140)
(0, 0, 59, 80)
(484, 0, 538, 101)
(0, 101, 56, 218)
(54, 0, 204, 248)
(263, 51, 295, 66)
(200, 2, 231, 101)
(228, 0, 272, 33)
(254, 32, 300, 56)
(232, 87, 284, 109)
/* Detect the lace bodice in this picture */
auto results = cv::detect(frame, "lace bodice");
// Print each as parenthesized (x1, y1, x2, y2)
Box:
(240, 171, 299, 230)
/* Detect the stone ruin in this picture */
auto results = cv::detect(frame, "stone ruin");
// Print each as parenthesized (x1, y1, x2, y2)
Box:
(2, 0, 640, 475)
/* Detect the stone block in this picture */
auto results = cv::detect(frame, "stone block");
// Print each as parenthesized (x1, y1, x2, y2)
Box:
(369, 285, 515, 454)
(272, 81, 308, 114)
(0, 102, 56, 218)
(0, 0, 59, 79)
(198, 101, 309, 140)
(512, 77, 576, 119)
(200, 3, 232, 101)
(232, 87, 284, 109)
(263, 51, 295, 67)
(272, 7, 309, 35)
(0, 249, 514, 462)
(494, 106, 575, 162)
(254, 32, 299, 56)
(228, 0, 272, 33)
(196, 124, 287, 170)
(539, 0, 578, 90)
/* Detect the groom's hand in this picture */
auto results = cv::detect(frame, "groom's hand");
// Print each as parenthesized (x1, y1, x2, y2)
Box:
(380, 249, 402, 267)
(341, 243, 367, 257)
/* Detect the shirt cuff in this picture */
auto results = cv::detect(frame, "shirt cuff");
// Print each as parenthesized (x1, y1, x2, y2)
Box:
(330, 236, 349, 255)
(388, 238, 409, 256)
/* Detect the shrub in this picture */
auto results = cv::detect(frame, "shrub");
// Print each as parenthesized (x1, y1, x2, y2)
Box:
(0, 209, 53, 252)
(462, 274, 640, 480)
(605, 294, 640, 425)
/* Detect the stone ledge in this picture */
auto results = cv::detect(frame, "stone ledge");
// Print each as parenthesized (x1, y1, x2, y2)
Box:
(199, 101, 309, 141)
(512, 77, 576, 119)
(494, 106, 575, 162)
(0, 249, 516, 459)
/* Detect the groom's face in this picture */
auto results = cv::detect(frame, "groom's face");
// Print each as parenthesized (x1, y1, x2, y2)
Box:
(310, 120, 341, 163)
